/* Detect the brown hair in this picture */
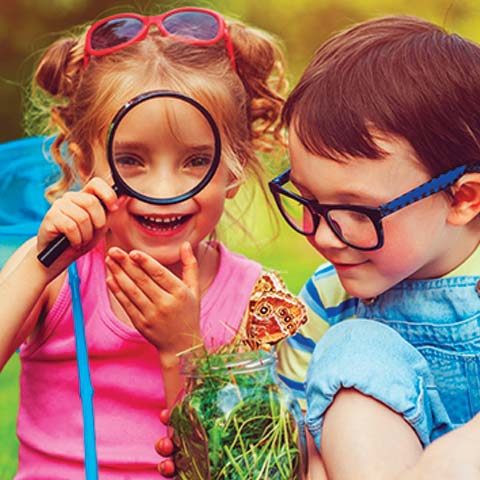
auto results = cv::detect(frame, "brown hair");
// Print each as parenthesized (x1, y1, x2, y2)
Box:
(26, 13, 287, 202)
(283, 15, 480, 176)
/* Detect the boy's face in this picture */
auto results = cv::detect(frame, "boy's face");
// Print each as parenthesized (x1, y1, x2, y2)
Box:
(288, 126, 457, 299)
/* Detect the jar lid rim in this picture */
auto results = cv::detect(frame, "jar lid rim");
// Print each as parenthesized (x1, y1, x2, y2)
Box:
(180, 349, 277, 376)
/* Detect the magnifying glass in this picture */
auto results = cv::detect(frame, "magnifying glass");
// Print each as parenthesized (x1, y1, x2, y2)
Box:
(37, 90, 222, 267)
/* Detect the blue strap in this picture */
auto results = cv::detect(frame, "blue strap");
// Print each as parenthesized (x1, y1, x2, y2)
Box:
(68, 262, 99, 480)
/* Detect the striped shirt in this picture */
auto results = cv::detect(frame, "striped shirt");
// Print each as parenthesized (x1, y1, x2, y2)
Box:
(276, 247, 480, 408)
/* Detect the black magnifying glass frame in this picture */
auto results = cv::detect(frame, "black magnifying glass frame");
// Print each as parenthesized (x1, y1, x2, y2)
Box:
(107, 89, 222, 205)
(37, 89, 222, 267)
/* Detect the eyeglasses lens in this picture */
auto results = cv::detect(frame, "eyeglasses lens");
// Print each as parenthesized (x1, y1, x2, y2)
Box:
(91, 18, 144, 50)
(276, 185, 316, 235)
(163, 11, 219, 41)
(276, 185, 379, 248)
(326, 210, 378, 248)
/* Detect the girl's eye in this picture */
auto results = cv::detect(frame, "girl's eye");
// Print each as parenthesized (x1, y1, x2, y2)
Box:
(185, 155, 212, 168)
(114, 154, 144, 168)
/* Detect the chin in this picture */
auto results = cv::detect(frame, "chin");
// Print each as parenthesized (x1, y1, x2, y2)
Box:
(151, 252, 182, 266)
(337, 276, 388, 300)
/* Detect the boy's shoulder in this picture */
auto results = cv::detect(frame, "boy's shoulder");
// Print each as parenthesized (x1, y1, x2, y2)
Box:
(300, 262, 358, 324)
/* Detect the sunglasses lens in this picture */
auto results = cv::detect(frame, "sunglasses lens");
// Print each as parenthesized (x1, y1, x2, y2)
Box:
(163, 11, 219, 41)
(90, 17, 144, 50)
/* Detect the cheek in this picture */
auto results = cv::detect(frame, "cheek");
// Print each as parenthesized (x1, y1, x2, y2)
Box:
(370, 207, 440, 275)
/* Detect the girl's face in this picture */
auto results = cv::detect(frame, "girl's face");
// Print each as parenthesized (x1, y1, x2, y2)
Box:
(288, 127, 462, 299)
(91, 96, 236, 265)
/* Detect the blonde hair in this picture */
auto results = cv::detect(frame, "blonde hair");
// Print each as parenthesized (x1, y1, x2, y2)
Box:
(25, 14, 287, 204)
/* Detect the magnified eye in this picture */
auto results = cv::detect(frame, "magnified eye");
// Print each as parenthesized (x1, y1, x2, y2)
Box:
(184, 154, 212, 168)
(114, 154, 144, 168)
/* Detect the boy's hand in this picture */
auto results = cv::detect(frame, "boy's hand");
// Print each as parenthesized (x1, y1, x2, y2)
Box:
(105, 242, 201, 355)
(37, 177, 119, 275)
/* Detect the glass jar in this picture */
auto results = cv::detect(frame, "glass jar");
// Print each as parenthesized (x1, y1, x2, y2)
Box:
(170, 349, 307, 479)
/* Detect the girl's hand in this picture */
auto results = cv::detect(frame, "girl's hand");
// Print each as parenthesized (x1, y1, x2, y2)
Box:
(105, 242, 201, 356)
(155, 409, 176, 478)
(37, 177, 119, 275)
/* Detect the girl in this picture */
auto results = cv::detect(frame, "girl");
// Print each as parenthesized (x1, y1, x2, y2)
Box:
(0, 7, 288, 479)
(273, 14, 480, 480)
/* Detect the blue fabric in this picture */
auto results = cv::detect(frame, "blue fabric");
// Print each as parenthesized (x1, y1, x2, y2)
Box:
(305, 274, 480, 449)
(0, 136, 58, 267)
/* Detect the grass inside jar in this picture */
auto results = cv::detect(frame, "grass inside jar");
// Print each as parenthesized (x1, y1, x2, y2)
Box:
(170, 347, 303, 479)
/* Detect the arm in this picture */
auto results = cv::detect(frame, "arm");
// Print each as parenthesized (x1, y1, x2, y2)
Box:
(0, 177, 118, 371)
(0, 239, 52, 369)
(400, 413, 480, 480)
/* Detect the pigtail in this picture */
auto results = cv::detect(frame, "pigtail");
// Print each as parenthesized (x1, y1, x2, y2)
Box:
(228, 20, 288, 152)
(28, 36, 85, 201)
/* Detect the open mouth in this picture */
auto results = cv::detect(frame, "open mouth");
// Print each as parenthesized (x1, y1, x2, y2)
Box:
(134, 214, 192, 232)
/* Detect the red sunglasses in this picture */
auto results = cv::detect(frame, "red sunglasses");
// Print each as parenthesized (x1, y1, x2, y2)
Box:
(84, 7, 236, 71)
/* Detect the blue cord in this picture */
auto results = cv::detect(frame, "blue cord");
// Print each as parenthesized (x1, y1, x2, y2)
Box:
(68, 262, 98, 480)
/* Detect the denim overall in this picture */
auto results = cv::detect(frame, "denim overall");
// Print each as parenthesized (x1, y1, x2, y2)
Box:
(305, 274, 480, 449)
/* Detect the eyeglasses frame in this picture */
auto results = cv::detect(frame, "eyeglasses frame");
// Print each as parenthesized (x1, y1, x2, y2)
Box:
(84, 7, 237, 71)
(269, 162, 480, 251)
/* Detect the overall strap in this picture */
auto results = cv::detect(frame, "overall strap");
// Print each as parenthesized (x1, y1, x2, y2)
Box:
(68, 261, 98, 480)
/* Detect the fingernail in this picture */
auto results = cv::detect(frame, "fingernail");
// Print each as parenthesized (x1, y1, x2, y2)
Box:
(130, 250, 143, 261)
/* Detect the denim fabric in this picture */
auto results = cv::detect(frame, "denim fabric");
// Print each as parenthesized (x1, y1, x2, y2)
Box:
(305, 275, 480, 449)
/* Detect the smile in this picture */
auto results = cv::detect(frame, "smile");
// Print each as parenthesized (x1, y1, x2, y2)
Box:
(133, 214, 192, 231)
(331, 260, 368, 271)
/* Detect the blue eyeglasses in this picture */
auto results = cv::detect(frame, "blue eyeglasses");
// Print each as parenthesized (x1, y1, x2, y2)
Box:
(269, 163, 480, 250)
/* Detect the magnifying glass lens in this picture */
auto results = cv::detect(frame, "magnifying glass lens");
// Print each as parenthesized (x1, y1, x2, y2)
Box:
(111, 95, 218, 201)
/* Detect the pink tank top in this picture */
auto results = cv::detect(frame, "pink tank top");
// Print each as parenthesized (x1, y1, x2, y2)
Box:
(16, 241, 262, 480)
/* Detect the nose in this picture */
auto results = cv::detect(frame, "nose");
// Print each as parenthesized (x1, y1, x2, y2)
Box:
(127, 164, 195, 199)
(310, 216, 347, 251)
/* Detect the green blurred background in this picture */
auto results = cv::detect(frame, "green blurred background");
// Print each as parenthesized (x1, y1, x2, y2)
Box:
(1, 0, 480, 477)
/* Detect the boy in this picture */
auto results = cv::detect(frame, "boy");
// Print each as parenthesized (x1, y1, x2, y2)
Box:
(274, 14, 480, 479)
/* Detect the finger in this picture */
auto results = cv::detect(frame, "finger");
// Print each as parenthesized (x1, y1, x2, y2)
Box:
(64, 191, 108, 230)
(159, 409, 170, 426)
(157, 459, 175, 477)
(128, 250, 181, 294)
(105, 251, 153, 314)
(56, 198, 95, 246)
(108, 248, 173, 304)
(41, 207, 84, 247)
(155, 437, 175, 456)
(180, 242, 199, 298)
(82, 177, 119, 212)
(106, 272, 146, 326)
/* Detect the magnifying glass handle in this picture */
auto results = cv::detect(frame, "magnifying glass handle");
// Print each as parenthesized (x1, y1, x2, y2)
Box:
(37, 234, 71, 267)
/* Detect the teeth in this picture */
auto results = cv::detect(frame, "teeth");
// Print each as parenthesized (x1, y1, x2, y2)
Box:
(145, 215, 183, 224)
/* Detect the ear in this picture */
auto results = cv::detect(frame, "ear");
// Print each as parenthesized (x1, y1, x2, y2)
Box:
(226, 184, 240, 199)
(225, 179, 241, 199)
(446, 173, 480, 226)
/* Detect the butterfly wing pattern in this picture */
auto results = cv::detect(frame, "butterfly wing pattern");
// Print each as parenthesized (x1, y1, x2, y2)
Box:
(245, 271, 308, 349)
